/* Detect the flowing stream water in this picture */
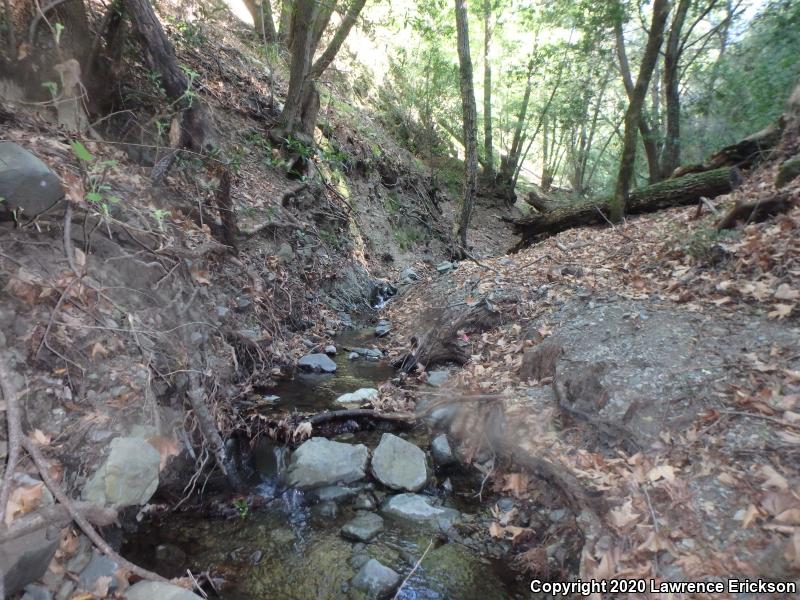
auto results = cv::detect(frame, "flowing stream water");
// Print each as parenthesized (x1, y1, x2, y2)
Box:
(122, 329, 531, 599)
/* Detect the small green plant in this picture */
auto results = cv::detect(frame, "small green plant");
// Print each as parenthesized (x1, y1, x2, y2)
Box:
(151, 208, 169, 230)
(233, 498, 249, 520)
(69, 141, 122, 217)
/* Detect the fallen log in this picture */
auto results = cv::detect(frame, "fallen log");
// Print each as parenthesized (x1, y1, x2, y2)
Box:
(508, 167, 742, 246)
(672, 122, 781, 177)
(717, 190, 797, 230)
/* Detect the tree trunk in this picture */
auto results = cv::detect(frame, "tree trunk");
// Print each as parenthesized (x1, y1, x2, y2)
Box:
(309, 0, 367, 79)
(278, 0, 292, 44)
(509, 167, 741, 245)
(615, 19, 662, 185)
(123, 0, 215, 152)
(454, 0, 479, 249)
(660, 0, 691, 179)
(277, 0, 317, 142)
(241, 0, 277, 42)
(503, 58, 534, 184)
(612, 0, 671, 220)
(482, 0, 494, 177)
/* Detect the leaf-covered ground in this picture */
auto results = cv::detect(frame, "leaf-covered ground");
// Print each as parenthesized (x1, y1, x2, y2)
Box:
(383, 165, 800, 587)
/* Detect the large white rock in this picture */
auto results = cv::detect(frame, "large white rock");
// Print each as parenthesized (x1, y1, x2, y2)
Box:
(287, 438, 368, 489)
(297, 353, 337, 372)
(335, 388, 379, 406)
(82, 437, 160, 508)
(381, 493, 460, 530)
(125, 581, 204, 600)
(370, 433, 428, 492)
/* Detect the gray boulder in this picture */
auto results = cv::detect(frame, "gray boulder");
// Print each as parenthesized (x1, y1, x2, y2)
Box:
(78, 553, 118, 593)
(374, 320, 392, 337)
(0, 525, 58, 596)
(351, 559, 400, 599)
(381, 493, 460, 530)
(425, 370, 449, 388)
(0, 142, 63, 216)
(81, 437, 160, 508)
(311, 485, 360, 503)
(297, 353, 337, 373)
(336, 387, 379, 406)
(287, 438, 368, 489)
(125, 581, 204, 600)
(436, 261, 454, 274)
(431, 434, 456, 467)
(341, 512, 384, 542)
(350, 347, 383, 359)
(371, 433, 427, 492)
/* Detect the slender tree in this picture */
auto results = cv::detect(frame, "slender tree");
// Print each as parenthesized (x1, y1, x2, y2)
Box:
(612, 0, 671, 220)
(615, 19, 662, 184)
(454, 0, 479, 249)
(660, 0, 693, 178)
(276, 0, 368, 141)
(241, 0, 278, 41)
(482, 0, 494, 178)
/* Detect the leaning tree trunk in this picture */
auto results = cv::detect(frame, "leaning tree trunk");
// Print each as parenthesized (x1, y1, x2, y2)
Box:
(123, 0, 215, 152)
(615, 19, 662, 185)
(241, 0, 277, 42)
(454, 0, 479, 250)
(613, 0, 671, 219)
(509, 167, 742, 246)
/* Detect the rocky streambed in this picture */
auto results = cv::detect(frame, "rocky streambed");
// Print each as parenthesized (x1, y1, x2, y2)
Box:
(120, 330, 533, 600)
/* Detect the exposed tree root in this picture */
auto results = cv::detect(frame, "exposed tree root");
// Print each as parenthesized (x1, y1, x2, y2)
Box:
(553, 379, 641, 455)
(0, 355, 167, 585)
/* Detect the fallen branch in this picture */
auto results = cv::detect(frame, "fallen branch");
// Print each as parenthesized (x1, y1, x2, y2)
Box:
(0, 355, 23, 526)
(22, 436, 169, 583)
(716, 191, 797, 230)
(0, 502, 117, 544)
(0, 356, 166, 584)
(308, 409, 417, 426)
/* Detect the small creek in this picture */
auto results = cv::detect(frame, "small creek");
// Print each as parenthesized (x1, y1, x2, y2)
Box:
(122, 328, 531, 599)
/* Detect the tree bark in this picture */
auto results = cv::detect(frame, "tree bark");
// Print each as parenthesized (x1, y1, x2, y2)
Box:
(277, 0, 317, 141)
(454, 0, 479, 249)
(123, 0, 215, 152)
(612, 0, 671, 220)
(509, 167, 741, 244)
(309, 0, 367, 79)
(241, 0, 277, 42)
(503, 58, 534, 183)
(660, 0, 692, 179)
(278, 0, 292, 45)
(482, 0, 494, 177)
(615, 19, 662, 185)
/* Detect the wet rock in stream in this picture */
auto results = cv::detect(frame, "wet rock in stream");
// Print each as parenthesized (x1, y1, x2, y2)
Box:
(431, 434, 456, 467)
(340, 512, 385, 542)
(370, 433, 428, 492)
(124, 581, 204, 600)
(297, 353, 338, 373)
(351, 559, 400, 599)
(335, 387, 379, 406)
(287, 438, 368, 488)
(381, 493, 461, 530)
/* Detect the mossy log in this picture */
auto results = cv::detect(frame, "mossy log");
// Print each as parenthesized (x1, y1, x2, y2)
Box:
(508, 167, 742, 246)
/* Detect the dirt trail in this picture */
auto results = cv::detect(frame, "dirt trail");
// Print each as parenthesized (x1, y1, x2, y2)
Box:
(382, 188, 800, 588)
